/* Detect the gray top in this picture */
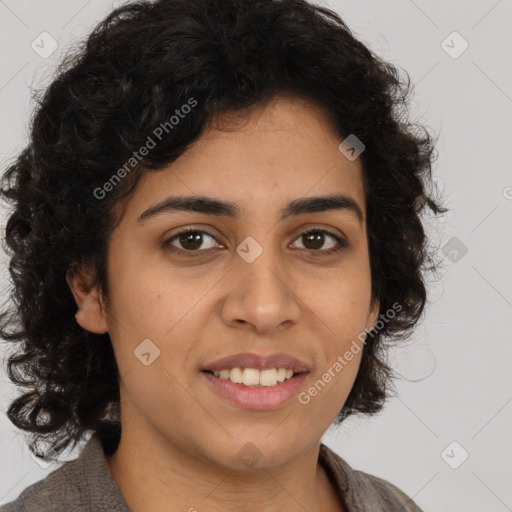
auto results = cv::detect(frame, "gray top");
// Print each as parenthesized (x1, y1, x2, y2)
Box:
(1, 435, 423, 511)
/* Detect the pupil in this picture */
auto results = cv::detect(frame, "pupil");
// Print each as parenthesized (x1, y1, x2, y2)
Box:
(178, 231, 325, 251)
(181, 232, 202, 250)
(305, 231, 323, 250)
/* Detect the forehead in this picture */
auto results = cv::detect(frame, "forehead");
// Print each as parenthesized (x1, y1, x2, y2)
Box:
(121, 94, 366, 222)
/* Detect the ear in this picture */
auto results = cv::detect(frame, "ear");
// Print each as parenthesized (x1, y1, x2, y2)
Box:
(66, 266, 108, 334)
(366, 298, 380, 332)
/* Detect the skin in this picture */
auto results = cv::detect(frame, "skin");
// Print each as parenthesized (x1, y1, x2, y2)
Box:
(67, 93, 379, 512)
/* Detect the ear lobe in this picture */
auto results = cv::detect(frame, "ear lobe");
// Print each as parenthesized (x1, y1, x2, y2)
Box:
(367, 299, 380, 332)
(66, 266, 108, 334)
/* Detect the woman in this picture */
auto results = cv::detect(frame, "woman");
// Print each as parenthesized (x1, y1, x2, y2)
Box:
(0, 0, 446, 510)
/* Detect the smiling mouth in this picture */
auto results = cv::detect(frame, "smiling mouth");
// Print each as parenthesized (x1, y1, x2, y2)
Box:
(201, 367, 302, 387)
(200, 369, 309, 410)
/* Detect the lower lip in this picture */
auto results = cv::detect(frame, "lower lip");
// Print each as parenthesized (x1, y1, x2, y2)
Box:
(201, 371, 309, 410)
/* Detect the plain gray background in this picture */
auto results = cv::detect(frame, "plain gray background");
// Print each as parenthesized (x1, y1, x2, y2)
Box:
(0, 1, 511, 511)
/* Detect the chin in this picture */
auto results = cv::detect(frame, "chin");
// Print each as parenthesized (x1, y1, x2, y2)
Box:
(202, 430, 314, 471)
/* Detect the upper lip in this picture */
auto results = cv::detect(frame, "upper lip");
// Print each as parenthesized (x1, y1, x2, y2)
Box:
(202, 352, 310, 373)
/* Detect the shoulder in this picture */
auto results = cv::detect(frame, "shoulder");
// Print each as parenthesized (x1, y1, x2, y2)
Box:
(0, 457, 83, 512)
(0, 435, 130, 512)
(319, 443, 424, 512)
(356, 471, 424, 511)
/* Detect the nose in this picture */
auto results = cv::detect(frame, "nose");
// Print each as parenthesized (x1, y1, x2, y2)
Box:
(220, 241, 301, 334)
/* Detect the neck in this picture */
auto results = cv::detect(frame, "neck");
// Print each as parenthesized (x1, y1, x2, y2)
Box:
(106, 425, 342, 512)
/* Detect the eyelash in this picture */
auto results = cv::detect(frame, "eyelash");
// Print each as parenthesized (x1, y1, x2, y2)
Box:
(162, 227, 347, 258)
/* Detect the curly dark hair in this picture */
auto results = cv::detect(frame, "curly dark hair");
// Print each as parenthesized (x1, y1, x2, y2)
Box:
(0, 0, 447, 459)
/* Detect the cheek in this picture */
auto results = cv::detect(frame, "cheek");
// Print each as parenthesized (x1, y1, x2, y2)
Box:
(104, 260, 203, 374)
(297, 263, 372, 332)
(294, 268, 369, 415)
(105, 252, 177, 332)
(297, 349, 362, 431)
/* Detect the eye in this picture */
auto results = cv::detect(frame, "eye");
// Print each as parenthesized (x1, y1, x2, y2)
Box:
(290, 228, 347, 255)
(163, 228, 221, 255)
(162, 227, 347, 257)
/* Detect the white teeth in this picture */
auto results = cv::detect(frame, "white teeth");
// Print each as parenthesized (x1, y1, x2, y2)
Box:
(243, 368, 260, 386)
(259, 368, 277, 386)
(211, 367, 297, 387)
(229, 367, 243, 383)
(219, 369, 230, 380)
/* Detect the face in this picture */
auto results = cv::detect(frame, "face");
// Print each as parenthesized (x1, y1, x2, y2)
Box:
(69, 94, 379, 471)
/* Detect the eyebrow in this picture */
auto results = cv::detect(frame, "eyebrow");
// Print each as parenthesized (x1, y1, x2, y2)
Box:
(138, 194, 364, 225)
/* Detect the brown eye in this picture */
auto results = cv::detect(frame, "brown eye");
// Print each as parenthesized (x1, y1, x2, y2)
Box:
(162, 227, 346, 258)
(292, 229, 346, 254)
(177, 231, 204, 251)
(302, 231, 327, 250)
(163, 229, 219, 255)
